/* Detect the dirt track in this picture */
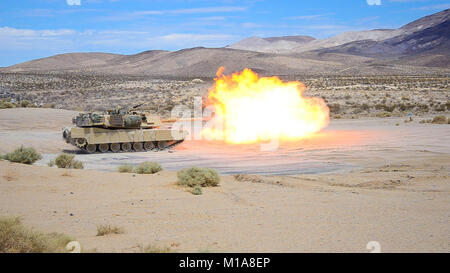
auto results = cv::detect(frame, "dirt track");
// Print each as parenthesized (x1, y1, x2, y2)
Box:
(1, 108, 449, 175)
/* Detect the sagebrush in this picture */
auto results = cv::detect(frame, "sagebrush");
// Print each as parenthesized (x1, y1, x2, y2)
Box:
(96, 225, 124, 236)
(118, 165, 134, 173)
(191, 186, 203, 195)
(2, 146, 42, 165)
(177, 167, 220, 187)
(134, 162, 162, 174)
(54, 154, 83, 169)
(431, 115, 448, 124)
(0, 216, 74, 253)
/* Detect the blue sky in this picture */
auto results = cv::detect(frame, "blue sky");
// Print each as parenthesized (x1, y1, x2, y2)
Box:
(0, 0, 448, 66)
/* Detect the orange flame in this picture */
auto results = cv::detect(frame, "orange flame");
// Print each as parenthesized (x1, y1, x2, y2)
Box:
(202, 67, 330, 144)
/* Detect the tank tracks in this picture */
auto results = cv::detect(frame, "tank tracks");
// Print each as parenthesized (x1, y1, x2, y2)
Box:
(78, 140, 185, 154)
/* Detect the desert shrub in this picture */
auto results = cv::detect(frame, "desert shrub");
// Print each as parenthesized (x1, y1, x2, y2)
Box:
(191, 186, 203, 195)
(376, 112, 391, 118)
(431, 115, 448, 124)
(0, 216, 74, 253)
(3, 146, 42, 165)
(234, 174, 265, 183)
(416, 104, 429, 112)
(118, 165, 134, 173)
(71, 160, 84, 169)
(54, 154, 74, 168)
(96, 225, 124, 236)
(141, 244, 174, 253)
(177, 167, 220, 187)
(359, 103, 370, 111)
(375, 104, 384, 110)
(42, 103, 56, 109)
(0, 101, 15, 109)
(383, 105, 396, 112)
(20, 100, 33, 108)
(47, 160, 55, 167)
(434, 104, 446, 112)
(54, 154, 83, 169)
(134, 162, 162, 174)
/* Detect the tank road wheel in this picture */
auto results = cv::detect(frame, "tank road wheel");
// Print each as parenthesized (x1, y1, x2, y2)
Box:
(75, 138, 87, 148)
(110, 143, 121, 153)
(86, 144, 97, 153)
(144, 142, 155, 151)
(157, 141, 169, 150)
(98, 143, 109, 153)
(121, 142, 132, 152)
(133, 142, 144, 152)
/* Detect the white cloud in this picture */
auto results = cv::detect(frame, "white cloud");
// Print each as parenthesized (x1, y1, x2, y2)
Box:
(0, 27, 75, 37)
(93, 6, 246, 22)
(367, 0, 382, 5)
(67, 0, 81, 6)
(0, 26, 235, 53)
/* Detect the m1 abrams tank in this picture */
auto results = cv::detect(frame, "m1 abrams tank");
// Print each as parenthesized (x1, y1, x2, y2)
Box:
(63, 105, 187, 153)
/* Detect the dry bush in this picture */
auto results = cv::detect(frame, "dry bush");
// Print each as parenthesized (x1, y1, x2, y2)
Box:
(54, 154, 83, 169)
(191, 186, 203, 195)
(2, 146, 42, 165)
(233, 174, 265, 183)
(177, 167, 220, 187)
(376, 112, 391, 118)
(0, 101, 15, 109)
(134, 162, 162, 174)
(431, 115, 448, 124)
(141, 244, 174, 253)
(118, 165, 134, 173)
(96, 225, 124, 236)
(0, 216, 74, 253)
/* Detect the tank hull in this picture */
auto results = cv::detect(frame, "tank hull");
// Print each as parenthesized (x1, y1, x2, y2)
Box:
(64, 127, 187, 153)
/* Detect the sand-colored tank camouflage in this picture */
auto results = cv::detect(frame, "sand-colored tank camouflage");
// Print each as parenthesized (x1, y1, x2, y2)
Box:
(63, 105, 187, 153)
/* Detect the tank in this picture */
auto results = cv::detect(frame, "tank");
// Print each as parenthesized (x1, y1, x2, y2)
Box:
(62, 105, 187, 153)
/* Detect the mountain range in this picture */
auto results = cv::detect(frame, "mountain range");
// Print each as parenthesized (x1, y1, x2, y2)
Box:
(1, 9, 449, 77)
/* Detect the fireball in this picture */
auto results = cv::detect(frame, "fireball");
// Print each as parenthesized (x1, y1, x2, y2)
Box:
(202, 67, 330, 144)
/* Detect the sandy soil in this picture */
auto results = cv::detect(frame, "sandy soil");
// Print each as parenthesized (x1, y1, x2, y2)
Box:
(0, 108, 449, 252)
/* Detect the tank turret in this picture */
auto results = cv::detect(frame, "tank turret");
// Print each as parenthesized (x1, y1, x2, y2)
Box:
(72, 108, 161, 129)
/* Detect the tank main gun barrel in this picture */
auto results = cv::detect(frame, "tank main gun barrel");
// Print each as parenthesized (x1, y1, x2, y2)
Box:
(131, 101, 151, 110)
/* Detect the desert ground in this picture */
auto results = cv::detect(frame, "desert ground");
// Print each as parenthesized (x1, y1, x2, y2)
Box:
(1, 73, 449, 119)
(0, 108, 449, 252)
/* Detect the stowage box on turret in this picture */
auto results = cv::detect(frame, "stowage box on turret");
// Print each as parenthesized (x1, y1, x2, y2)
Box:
(63, 106, 187, 153)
